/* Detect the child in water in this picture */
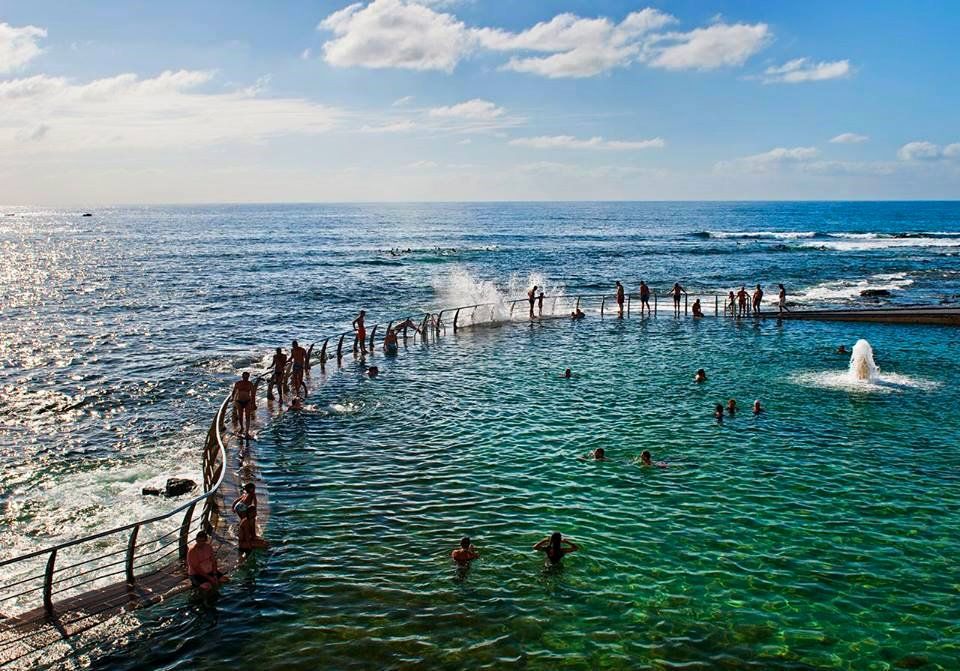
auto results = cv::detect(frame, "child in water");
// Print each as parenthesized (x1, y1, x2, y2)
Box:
(714, 404, 724, 422)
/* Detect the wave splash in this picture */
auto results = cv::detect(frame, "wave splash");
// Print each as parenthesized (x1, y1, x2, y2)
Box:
(432, 268, 569, 326)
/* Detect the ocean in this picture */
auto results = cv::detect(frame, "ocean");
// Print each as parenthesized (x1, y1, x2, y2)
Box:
(2, 201, 960, 669)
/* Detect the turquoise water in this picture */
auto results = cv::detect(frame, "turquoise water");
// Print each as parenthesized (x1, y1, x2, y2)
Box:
(93, 315, 960, 670)
(3, 202, 960, 668)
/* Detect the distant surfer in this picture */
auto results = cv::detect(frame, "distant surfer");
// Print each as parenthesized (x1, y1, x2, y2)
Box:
(383, 327, 399, 355)
(615, 281, 625, 317)
(753, 284, 764, 314)
(639, 281, 651, 315)
(672, 282, 686, 317)
(231, 372, 255, 437)
(353, 310, 368, 354)
(267, 347, 287, 403)
(527, 286, 538, 319)
(290, 340, 308, 397)
(534, 532, 579, 565)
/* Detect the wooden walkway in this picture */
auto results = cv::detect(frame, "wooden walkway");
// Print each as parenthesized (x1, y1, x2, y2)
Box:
(0, 429, 269, 669)
(758, 304, 960, 326)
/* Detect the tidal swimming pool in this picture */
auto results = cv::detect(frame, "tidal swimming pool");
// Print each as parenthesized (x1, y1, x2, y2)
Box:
(93, 315, 960, 670)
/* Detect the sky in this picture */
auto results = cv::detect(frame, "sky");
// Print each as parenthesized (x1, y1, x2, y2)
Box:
(0, 0, 958, 204)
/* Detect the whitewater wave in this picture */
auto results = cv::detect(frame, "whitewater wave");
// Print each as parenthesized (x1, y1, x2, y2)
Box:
(693, 230, 818, 240)
(801, 236, 960, 252)
(431, 267, 571, 326)
(791, 273, 914, 304)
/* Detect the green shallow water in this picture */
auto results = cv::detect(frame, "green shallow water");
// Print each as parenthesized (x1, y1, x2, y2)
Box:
(95, 316, 960, 670)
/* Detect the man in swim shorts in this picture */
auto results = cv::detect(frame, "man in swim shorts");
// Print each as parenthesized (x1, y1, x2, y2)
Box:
(639, 281, 651, 316)
(267, 347, 287, 403)
(692, 298, 703, 317)
(383, 327, 399, 354)
(615, 281, 625, 317)
(451, 537, 479, 564)
(231, 372, 255, 437)
(290, 340, 307, 397)
(672, 282, 686, 317)
(527, 286, 538, 319)
(353, 310, 368, 354)
(736, 286, 749, 317)
(752, 284, 764, 314)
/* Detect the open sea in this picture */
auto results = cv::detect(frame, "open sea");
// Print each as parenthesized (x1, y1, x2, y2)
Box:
(2, 202, 960, 669)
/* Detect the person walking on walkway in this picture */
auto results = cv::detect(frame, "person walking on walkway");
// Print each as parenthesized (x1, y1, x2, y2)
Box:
(752, 284, 764, 314)
(778, 284, 789, 314)
(639, 281, 651, 316)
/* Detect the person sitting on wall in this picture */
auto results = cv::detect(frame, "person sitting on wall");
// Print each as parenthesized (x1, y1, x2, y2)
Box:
(187, 531, 229, 591)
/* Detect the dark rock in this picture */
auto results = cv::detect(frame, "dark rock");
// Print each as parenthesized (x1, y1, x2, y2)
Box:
(81, 213, 93, 217)
(141, 487, 162, 497)
(895, 655, 928, 669)
(860, 289, 891, 297)
(164, 478, 197, 497)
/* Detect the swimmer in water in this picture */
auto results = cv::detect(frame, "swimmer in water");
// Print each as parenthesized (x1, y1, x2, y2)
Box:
(563, 368, 572, 379)
(383, 327, 399, 354)
(836, 344, 847, 354)
(694, 368, 707, 383)
(451, 537, 479, 564)
(636, 450, 667, 468)
(714, 403, 724, 422)
(753, 399, 763, 415)
(290, 397, 303, 411)
(727, 399, 737, 416)
(367, 366, 379, 378)
(231, 372, 255, 437)
(582, 447, 605, 461)
(534, 532, 579, 565)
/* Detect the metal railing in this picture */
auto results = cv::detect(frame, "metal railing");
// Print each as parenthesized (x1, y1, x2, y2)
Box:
(0, 395, 230, 626)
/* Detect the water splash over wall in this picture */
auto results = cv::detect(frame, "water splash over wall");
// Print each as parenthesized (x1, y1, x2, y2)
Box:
(432, 267, 569, 326)
(849, 339, 880, 381)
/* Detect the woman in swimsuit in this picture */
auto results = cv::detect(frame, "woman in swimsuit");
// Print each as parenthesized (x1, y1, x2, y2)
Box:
(534, 532, 579, 565)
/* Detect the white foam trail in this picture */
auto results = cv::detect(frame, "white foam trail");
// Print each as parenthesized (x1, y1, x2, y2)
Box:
(431, 267, 569, 326)
(708, 230, 817, 240)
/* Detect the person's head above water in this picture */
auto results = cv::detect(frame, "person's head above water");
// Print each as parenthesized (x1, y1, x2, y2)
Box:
(640, 450, 652, 465)
(594, 447, 605, 459)
(727, 399, 737, 411)
(753, 399, 762, 414)
(715, 403, 724, 417)
(564, 368, 571, 378)
(367, 366, 379, 378)
(460, 536, 471, 550)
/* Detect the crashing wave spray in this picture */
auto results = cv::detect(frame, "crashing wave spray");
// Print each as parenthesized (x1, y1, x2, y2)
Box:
(431, 267, 568, 327)
(849, 339, 880, 381)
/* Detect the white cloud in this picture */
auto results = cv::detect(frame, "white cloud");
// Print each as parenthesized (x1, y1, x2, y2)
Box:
(715, 146, 819, 173)
(316, 2, 771, 78)
(0, 22, 46, 73)
(762, 57, 851, 83)
(300, 48, 312, 60)
(428, 98, 504, 120)
(457, 138, 472, 145)
(830, 132, 868, 144)
(648, 22, 771, 71)
(392, 95, 414, 106)
(898, 140, 960, 161)
(318, 0, 475, 72)
(0, 70, 338, 153)
(407, 159, 438, 168)
(509, 135, 665, 150)
(359, 120, 416, 132)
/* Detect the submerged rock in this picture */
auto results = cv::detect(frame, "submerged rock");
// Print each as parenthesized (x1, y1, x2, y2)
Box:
(164, 478, 197, 497)
(141, 486, 162, 497)
(860, 289, 891, 297)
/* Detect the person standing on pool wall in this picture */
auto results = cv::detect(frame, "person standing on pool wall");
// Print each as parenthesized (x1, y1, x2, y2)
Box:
(615, 281, 625, 317)
(752, 284, 764, 314)
(290, 340, 308, 398)
(527, 286, 538, 319)
(231, 372, 255, 437)
(538, 291, 545, 317)
(267, 347, 287, 403)
(639, 280, 651, 316)
(352, 310, 368, 354)
(778, 284, 789, 314)
(534, 532, 580, 564)
(672, 282, 686, 317)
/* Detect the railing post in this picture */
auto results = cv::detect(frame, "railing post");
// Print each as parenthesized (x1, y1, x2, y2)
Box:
(715, 296, 719, 315)
(179, 502, 197, 562)
(421, 314, 431, 341)
(552, 297, 558, 315)
(126, 523, 141, 586)
(654, 293, 657, 315)
(600, 297, 606, 317)
(453, 308, 461, 332)
(685, 294, 688, 315)
(43, 549, 56, 616)
(627, 295, 631, 317)
(369, 325, 378, 351)
(337, 334, 345, 361)
(436, 311, 444, 336)
(510, 301, 516, 317)
(319, 339, 328, 369)
(576, 297, 581, 311)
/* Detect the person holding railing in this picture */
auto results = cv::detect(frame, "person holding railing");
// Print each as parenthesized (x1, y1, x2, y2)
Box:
(671, 282, 687, 317)
(187, 531, 228, 591)
(615, 281, 625, 318)
(527, 286, 538, 319)
(726, 291, 736, 315)
(736, 286, 749, 318)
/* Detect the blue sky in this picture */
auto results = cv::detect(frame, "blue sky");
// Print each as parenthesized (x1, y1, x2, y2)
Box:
(0, 0, 958, 204)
